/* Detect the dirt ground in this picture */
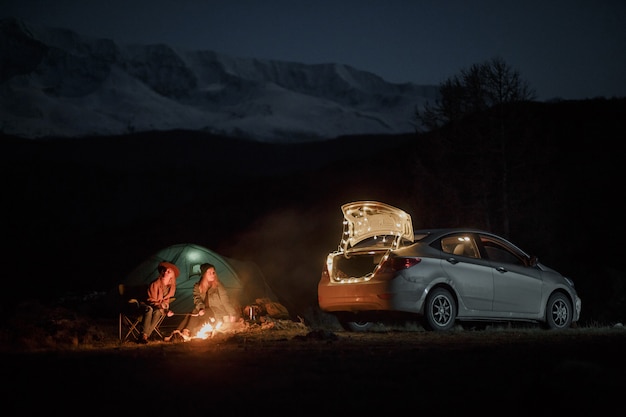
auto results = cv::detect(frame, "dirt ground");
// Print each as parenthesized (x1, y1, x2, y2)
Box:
(3, 318, 625, 416)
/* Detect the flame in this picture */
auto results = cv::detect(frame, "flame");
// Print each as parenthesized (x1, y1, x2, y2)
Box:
(194, 321, 223, 339)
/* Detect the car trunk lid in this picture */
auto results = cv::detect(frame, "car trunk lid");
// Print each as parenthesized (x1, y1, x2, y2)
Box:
(340, 201, 414, 252)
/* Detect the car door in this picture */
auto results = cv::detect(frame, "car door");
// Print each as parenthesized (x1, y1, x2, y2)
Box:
(478, 234, 543, 315)
(439, 233, 494, 312)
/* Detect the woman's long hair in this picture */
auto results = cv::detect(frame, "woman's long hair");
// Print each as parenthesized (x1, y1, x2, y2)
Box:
(198, 263, 219, 292)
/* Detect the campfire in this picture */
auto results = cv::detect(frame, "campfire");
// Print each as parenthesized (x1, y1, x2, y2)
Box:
(165, 319, 224, 342)
(164, 299, 291, 343)
(194, 321, 223, 339)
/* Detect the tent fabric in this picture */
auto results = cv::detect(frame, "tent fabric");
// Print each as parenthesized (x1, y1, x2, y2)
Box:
(123, 243, 277, 317)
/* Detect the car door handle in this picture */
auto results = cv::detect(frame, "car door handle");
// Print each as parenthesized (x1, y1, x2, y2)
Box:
(495, 266, 508, 273)
(446, 257, 459, 264)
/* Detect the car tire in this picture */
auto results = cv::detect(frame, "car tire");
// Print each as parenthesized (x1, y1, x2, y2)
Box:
(343, 320, 374, 332)
(423, 288, 456, 331)
(545, 292, 573, 330)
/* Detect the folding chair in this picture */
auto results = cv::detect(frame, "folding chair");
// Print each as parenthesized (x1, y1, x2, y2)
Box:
(118, 284, 167, 343)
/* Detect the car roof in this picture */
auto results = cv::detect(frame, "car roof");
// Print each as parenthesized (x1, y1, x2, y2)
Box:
(414, 228, 500, 240)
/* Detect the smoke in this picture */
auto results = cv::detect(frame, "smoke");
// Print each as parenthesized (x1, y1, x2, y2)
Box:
(218, 202, 340, 316)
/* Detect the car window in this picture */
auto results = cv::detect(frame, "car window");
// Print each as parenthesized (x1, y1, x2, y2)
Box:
(479, 235, 526, 266)
(440, 234, 479, 258)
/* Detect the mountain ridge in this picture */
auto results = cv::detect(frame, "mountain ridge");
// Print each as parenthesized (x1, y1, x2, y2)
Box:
(0, 17, 438, 142)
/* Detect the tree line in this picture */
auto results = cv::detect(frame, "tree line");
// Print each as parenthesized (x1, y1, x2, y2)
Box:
(404, 57, 624, 324)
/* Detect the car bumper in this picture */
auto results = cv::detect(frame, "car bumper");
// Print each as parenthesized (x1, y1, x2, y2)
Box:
(318, 281, 394, 312)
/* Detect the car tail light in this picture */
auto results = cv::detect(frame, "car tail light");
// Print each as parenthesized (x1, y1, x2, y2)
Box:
(379, 256, 421, 273)
(394, 257, 421, 270)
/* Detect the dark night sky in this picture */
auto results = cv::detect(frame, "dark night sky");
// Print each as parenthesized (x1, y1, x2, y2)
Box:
(3, 0, 625, 101)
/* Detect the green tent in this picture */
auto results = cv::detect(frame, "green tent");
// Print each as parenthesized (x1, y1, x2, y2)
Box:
(123, 243, 277, 318)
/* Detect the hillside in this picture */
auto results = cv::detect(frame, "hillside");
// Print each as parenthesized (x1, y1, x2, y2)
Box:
(0, 17, 436, 141)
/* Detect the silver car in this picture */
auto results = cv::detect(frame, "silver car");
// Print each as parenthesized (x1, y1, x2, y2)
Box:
(318, 201, 581, 331)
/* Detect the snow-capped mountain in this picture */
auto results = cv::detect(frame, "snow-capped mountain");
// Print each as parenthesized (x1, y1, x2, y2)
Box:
(0, 18, 438, 142)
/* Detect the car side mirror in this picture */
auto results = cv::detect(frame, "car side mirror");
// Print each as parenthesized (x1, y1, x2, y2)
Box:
(529, 256, 539, 267)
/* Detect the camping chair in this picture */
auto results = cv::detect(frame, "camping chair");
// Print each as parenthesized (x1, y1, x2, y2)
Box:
(118, 284, 168, 343)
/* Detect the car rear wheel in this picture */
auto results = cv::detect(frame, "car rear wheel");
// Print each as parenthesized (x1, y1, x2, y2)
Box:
(545, 292, 573, 329)
(343, 320, 374, 332)
(423, 288, 456, 331)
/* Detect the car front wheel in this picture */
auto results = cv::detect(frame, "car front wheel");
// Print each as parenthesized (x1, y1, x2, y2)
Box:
(545, 292, 573, 330)
(423, 288, 456, 331)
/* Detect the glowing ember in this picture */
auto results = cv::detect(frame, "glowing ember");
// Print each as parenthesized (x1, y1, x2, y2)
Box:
(194, 321, 223, 339)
